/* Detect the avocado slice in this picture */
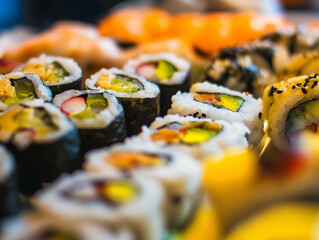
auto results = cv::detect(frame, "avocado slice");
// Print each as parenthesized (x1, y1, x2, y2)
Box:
(219, 94, 244, 112)
(181, 128, 217, 144)
(155, 60, 177, 82)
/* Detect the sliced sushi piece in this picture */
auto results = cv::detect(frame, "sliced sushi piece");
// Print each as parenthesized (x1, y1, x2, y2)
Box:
(129, 114, 249, 158)
(34, 172, 165, 240)
(0, 145, 20, 219)
(124, 53, 191, 115)
(263, 74, 319, 149)
(84, 143, 202, 229)
(85, 68, 160, 135)
(168, 82, 263, 146)
(17, 54, 82, 95)
(53, 90, 126, 155)
(0, 99, 80, 195)
(0, 72, 52, 111)
(2, 212, 134, 240)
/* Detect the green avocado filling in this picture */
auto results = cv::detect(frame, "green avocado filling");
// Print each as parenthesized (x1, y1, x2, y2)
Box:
(155, 60, 177, 83)
(63, 180, 138, 207)
(286, 99, 319, 140)
(193, 92, 244, 112)
(181, 128, 218, 144)
(70, 94, 108, 120)
(4, 79, 36, 106)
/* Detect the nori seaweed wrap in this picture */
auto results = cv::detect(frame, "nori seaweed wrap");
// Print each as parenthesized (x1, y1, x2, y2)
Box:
(85, 68, 160, 136)
(16, 54, 82, 95)
(0, 99, 80, 195)
(0, 145, 20, 219)
(0, 72, 52, 111)
(124, 53, 191, 116)
(53, 89, 126, 156)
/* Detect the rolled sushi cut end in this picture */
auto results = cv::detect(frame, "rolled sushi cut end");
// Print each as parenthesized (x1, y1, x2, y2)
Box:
(34, 172, 165, 240)
(132, 114, 249, 158)
(0, 99, 80, 194)
(124, 53, 191, 85)
(2, 213, 135, 240)
(0, 145, 20, 219)
(168, 82, 263, 146)
(86, 68, 160, 135)
(84, 143, 202, 229)
(124, 53, 191, 116)
(0, 72, 52, 110)
(17, 54, 82, 95)
(263, 73, 319, 149)
(53, 90, 126, 154)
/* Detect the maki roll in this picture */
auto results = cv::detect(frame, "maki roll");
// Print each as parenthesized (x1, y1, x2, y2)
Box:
(0, 72, 52, 111)
(84, 143, 202, 229)
(0, 145, 20, 219)
(53, 90, 126, 155)
(0, 99, 80, 195)
(34, 172, 165, 240)
(2, 213, 134, 240)
(17, 54, 82, 95)
(168, 82, 263, 145)
(124, 53, 191, 116)
(85, 68, 160, 135)
(129, 115, 249, 158)
(263, 74, 319, 149)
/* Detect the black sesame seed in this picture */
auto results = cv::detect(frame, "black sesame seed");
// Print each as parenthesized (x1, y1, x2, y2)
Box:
(292, 85, 296, 89)
(297, 83, 301, 87)
(314, 73, 318, 78)
(258, 112, 262, 119)
(268, 86, 277, 97)
(304, 79, 310, 87)
(201, 113, 206, 117)
(302, 88, 307, 94)
(276, 90, 283, 94)
(311, 81, 318, 89)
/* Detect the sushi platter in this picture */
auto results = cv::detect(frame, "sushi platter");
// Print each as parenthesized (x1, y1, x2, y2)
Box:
(2, 7, 319, 240)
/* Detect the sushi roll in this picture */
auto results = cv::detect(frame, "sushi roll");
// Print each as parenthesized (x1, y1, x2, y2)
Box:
(85, 68, 160, 136)
(0, 145, 20, 219)
(124, 53, 191, 116)
(84, 143, 202, 229)
(34, 172, 165, 240)
(53, 90, 126, 155)
(2, 213, 134, 240)
(129, 115, 249, 158)
(17, 54, 82, 95)
(168, 82, 263, 145)
(0, 99, 80, 195)
(263, 74, 319, 149)
(0, 72, 52, 111)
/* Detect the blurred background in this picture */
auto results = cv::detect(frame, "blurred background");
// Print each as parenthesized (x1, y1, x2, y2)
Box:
(1, 0, 319, 30)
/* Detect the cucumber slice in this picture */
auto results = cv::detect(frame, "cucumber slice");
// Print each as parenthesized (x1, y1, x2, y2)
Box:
(5, 79, 35, 106)
(86, 94, 108, 109)
(110, 74, 142, 93)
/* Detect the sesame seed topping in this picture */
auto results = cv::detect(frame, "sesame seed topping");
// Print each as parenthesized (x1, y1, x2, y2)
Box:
(297, 83, 301, 87)
(311, 81, 318, 89)
(258, 112, 262, 119)
(302, 88, 307, 94)
(202, 113, 206, 117)
(292, 85, 296, 89)
(276, 90, 283, 94)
